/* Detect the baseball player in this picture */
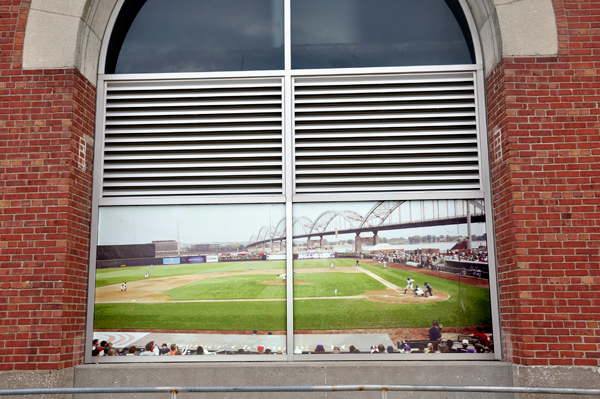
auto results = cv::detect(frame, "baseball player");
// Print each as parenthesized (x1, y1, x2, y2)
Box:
(403, 277, 414, 294)
(424, 282, 434, 297)
(414, 285, 425, 297)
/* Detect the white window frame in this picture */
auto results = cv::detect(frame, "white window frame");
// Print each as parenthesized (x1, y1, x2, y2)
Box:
(85, 0, 501, 363)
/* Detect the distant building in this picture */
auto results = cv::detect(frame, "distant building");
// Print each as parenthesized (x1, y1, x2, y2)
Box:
(152, 240, 181, 256)
(190, 243, 221, 252)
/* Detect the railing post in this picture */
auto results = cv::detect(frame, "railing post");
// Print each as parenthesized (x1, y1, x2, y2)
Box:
(171, 389, 178, 399)
(381, 388, 388, 399)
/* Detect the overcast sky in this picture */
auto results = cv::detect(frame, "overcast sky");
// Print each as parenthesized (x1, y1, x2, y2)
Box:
(97, 200, 485, 246)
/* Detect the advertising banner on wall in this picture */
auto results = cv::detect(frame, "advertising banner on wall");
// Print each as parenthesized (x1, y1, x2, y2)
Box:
(297, 252, 332, 259)
(206, 255, 219, 263)
(162, 257, 181, 265)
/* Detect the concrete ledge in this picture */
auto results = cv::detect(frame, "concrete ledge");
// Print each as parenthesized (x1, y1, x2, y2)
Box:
(73, 361, 513, 399)
(3, 363, 597, 398)
(512, 365, 600, 399)
(0, 368, 73, 399)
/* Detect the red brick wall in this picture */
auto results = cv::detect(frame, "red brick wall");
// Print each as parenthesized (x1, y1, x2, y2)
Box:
(0, 0, 95, 370)
(487, 0, 600, 367)
(2, 0, 600, 370)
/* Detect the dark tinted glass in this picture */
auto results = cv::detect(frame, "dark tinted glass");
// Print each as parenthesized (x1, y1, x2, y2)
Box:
(108, 0, 284, 74)
(291, 0, 474, 69)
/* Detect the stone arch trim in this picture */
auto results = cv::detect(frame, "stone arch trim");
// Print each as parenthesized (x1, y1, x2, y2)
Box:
(464, 0, 558, 75)
(20, 0, 559, 82)
(22, 0, 118, 85)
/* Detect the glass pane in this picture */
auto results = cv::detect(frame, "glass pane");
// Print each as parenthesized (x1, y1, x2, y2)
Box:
(109, 0, 284, 74)
(291, 200, 492, 355)
(291, 0, 474, 69)
(93, 204, 287, 358)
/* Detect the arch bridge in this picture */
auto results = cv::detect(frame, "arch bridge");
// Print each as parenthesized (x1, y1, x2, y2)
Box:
(246, 200, 485, 252)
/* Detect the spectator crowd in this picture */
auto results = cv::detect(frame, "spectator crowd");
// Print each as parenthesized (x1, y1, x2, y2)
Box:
(91, 324, 492, 357)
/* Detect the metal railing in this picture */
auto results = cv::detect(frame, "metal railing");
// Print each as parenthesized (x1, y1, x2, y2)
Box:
(1, 384, 600, 398)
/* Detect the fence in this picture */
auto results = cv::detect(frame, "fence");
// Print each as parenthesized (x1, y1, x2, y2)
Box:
(1, 384, 600, 398)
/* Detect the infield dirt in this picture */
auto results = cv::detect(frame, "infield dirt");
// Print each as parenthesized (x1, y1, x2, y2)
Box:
(95, 266, 449, 304)
(96, 268, 285, 303)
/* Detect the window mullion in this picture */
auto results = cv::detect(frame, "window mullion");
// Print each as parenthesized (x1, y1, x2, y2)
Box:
(284, 0, 291, 71)
(283, 70, 295, 359)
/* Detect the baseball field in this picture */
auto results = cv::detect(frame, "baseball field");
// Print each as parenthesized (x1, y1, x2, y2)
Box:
(93, 258, 492, 332)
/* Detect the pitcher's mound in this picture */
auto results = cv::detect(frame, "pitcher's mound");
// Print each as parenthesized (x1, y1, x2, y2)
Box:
(364, 289, 449, 303)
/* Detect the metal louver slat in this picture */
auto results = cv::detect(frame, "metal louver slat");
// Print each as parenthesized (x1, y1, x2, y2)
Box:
(295, 155, 479, 166)
(106, 90, 282, 100)
(294, 182, 482, 194)
(295, 138, 478, 148)
(294, 72, 482, 194)
(294, 120, 476, 131)
(295, 93, 474, 104)
(104, 133, 279, 143)
(102, 77, 284, 198)
(297, 129, 476, 139)
(104, 169, 283, 178)
(106, 125, 281, 134)
(106, 107, 282, 117)
(103, 151, 281, 161)
(298, 101, 475, 112)
(106, 187, 281, 197)
(295, 111, 476, 122)
(295, 165, 480, 175)
(105, 142, 282, 151)
(103, 160, 282, 169)
(296, 147, 478, 157)
(106, 116, 281, 126)
(293, 73, 473, 86)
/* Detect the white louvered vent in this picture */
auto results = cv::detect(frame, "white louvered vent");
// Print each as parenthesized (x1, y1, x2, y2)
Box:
(293, 72, 481, 194)
(102, 78, 284, 197)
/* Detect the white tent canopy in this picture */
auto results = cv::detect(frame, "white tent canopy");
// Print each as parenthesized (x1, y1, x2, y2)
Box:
(366, 243, 404, 251)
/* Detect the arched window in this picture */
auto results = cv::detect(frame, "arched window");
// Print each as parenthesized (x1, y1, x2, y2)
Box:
(88, 0, 499, 363)
(106, 0, 474, 74)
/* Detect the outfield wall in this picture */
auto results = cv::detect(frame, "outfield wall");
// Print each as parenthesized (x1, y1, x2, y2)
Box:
(97, 255, 270, 269)
(97, 244, 156, 260)
(97, 257, 166, 269)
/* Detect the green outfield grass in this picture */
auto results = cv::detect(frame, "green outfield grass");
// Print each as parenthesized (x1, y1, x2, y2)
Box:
(94, 301, 286, 331)
(93, 257, 492, 331)
(293, 297, 491, 330)
(162, 271, 385, 300)
(292, 258, 345, 268)
(95, 260, 285, 288)
(293, 272, 385, 297)
(164, 274, 286, 300)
